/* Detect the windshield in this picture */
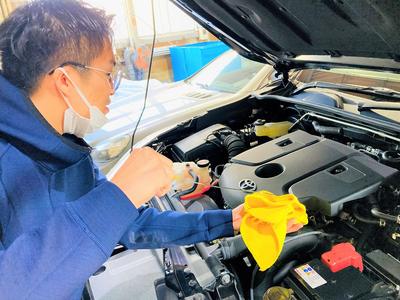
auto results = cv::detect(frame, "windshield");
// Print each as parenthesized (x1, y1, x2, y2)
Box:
(187, 50, 265, 93)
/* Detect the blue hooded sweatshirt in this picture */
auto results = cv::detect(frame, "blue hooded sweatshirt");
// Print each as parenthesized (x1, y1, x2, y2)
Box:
(0, 75, 233, 299)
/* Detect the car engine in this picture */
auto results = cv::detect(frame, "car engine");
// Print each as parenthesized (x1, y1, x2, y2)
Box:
(147, 97, 400, 300)
(219, 129, 396, 216)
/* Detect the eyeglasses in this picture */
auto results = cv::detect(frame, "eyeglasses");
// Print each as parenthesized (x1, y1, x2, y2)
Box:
(49, 61, 122, 91)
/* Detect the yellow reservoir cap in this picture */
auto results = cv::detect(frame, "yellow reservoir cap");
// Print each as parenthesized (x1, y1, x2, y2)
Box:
(240, 190, 308, 271)
(254, 121, 292, 138)
(264, 287, 294, 300)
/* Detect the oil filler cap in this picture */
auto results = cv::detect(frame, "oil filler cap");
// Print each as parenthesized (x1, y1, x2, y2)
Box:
(321, 242, 363, 273)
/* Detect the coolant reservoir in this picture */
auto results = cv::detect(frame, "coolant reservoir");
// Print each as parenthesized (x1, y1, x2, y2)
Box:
(172, 159, 212, 196)
(254, 120, 292, 138)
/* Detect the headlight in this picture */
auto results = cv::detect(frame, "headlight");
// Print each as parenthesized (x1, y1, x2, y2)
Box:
(91, 134, 131, 163)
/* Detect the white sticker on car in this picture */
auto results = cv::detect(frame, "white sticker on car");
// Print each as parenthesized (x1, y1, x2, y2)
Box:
(294, 264, 327, 289)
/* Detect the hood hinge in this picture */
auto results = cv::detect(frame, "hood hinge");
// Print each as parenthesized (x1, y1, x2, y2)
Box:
(273, 60, 292, 85)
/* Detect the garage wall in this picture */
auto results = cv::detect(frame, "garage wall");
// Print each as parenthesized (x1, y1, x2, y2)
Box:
(0, 0, 11, 22)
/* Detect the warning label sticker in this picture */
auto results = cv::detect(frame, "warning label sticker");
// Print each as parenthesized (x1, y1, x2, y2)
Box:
(294, 264, 327, 289)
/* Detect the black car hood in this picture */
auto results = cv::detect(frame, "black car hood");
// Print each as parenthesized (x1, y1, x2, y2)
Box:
(172, 0, 400, 72)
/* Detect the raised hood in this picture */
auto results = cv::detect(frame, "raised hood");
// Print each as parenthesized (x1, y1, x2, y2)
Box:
(172, 0, 400, 72)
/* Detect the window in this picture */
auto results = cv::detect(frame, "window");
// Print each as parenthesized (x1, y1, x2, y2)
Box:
(84, 0, 130, 47)
(133, 0, 197, 38)
(187, 50, 266, 93)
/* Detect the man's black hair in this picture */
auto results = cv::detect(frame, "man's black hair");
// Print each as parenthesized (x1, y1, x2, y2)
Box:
(0, 0, 113, 93)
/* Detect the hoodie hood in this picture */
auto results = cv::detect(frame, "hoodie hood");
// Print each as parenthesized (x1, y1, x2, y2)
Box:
(172, 0, 400, 72)
(0, 74, 90, 171)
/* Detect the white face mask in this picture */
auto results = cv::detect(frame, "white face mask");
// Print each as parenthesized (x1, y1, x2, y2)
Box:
(58, 67, 108, 138)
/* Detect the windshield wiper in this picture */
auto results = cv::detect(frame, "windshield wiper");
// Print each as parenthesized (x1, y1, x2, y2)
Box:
(358, 102, 400, 112)
(292, 81, 400, 101)
(193, 82, 209, 89)
(359, 86, 400, 99)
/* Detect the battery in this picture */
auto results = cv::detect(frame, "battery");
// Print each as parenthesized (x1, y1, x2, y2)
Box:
(284, 259, 375, 300)
(364, 250, 400, 285)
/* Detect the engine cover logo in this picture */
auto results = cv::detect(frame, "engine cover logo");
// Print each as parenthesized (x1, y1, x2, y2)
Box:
(239, 179, 257, 193)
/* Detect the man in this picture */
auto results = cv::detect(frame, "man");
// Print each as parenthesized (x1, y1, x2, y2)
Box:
(0, 1, 305, 298)
(0, 1, 243, 299)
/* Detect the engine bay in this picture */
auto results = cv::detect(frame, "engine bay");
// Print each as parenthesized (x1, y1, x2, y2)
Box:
(147, 95, 400, 300)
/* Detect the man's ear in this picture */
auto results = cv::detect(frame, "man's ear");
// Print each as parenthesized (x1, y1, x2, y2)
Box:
(52, 68, 75, 97)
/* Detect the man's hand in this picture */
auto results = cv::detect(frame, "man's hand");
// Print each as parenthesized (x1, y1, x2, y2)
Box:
(232, 205, 304, 233)
(232, 204, 245, 232)
(111, 147, 173, 207)
(286, 218, 304, 233)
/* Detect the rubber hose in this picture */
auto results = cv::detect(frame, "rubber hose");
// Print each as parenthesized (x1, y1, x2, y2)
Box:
(274, 232, 322, 265)
(223, 134, 247, 159)
(312, 121, 342, 135)
(214, 235, 247, 260)
(205, 254, 227, 278)
(371, 207, 398, 223)
(176, 168, 199, 197)
(352, 203, 381, 225)
(272, 260, 299, 285)
(362, 195, 398, 223)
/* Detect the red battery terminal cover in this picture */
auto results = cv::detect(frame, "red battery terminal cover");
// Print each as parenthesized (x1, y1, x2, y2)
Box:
(321, 242, 363, 273)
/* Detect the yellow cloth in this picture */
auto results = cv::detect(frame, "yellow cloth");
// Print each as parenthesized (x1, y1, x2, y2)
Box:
(240, 191, 308, 271)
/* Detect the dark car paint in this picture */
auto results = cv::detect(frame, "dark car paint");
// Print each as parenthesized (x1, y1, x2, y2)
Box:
(172, 0, 400, 72)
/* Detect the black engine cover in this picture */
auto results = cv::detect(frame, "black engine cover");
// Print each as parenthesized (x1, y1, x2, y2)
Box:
(219, 130, 397, 215)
